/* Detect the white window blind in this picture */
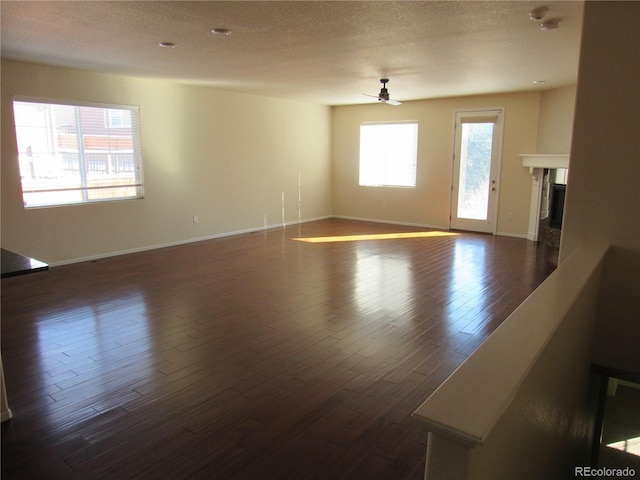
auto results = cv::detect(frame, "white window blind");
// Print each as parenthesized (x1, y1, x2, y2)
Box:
(359, 122, 418, 188)
(12, 99, 144, 208)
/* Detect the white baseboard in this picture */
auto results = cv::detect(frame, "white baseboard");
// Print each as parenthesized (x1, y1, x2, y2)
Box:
(496, 231, 529, 239)
(333, 215, 448, 231)
(50, 216, 332, 267)
(48, 216, 530, 267)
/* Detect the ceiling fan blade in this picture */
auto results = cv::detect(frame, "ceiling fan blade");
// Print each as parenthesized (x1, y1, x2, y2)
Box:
(363, 94, 402, 105)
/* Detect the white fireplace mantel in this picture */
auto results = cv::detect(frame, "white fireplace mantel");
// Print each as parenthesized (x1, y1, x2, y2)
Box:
(520, 154, 570, 170)
(521, 154, 570, 242)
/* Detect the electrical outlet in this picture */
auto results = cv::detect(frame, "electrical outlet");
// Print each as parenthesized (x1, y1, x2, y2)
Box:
(193, 215, 199, 224)
(507, 212, 513, 221)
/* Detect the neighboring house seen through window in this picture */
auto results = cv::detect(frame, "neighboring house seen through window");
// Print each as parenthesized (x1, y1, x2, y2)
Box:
(359, 121, 418, 188)
(12, 99, 144, 208)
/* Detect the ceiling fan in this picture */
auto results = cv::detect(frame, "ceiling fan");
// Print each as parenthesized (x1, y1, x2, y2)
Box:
(364, 78, 402, 106)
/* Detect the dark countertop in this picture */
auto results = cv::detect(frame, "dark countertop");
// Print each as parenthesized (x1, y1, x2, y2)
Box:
(1, 248, 49, 278)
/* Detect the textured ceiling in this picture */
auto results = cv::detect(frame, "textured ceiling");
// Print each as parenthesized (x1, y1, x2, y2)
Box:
(0, 1, 584, 106)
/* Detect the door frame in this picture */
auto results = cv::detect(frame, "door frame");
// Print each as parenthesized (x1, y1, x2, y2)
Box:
(449, 108, 505, 234)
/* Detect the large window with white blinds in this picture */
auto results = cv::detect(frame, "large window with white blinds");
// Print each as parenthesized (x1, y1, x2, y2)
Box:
(359, 121, 418, 188)
(12, 98, 144, 208)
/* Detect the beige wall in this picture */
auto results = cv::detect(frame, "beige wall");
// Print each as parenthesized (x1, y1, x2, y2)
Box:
(536, 85, 576, 154)
(560, 1, 640, 372)
(2, 60, 579, 265)
(332, 92, 541, 237)
(1, 60, 332, 264)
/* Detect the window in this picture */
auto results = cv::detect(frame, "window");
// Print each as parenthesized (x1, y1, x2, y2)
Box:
(12, 99, 144, 208)
(105, 109, 133, 128)
(359, 122, 418, 187)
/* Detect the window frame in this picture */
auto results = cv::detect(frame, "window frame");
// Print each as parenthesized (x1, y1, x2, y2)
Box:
(358, 121, 419, 188)
(12, 96, 144, 209)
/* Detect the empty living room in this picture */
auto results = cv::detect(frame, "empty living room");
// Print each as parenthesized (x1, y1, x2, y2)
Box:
(1, 2, 638, 479)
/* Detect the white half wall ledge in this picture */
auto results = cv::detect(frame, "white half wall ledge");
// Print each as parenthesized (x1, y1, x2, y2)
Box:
(1, 408, 13, 423)
(411, 240, 608, 447)
(1, 354, 12, 423)
(519, 154, 570, 169)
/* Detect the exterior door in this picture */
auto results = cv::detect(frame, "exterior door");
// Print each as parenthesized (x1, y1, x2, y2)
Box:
(450, 110, 503, 233)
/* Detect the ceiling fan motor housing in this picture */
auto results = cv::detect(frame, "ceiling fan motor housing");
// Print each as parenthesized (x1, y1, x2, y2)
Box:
(362, 78, 400, 105)
(379, 78, 390, 101)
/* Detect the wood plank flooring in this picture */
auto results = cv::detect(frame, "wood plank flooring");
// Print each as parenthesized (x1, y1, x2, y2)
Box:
(1, 219, 557, 479)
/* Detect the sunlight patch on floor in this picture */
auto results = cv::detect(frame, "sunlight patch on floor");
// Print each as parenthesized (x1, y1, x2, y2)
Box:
(292, 231, 460, 243)
(607, 436, 640, 457)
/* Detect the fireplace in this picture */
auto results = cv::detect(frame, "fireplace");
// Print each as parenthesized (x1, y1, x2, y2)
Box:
(549, 183, 566, 229)
(520, 154, 570, 245)
(538, 168, 567, 248)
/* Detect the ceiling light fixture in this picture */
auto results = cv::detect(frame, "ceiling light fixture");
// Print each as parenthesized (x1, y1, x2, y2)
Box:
(529, 6, 548, 21)
(540, 19, 560, 31)
(159, 42, 176, 49)
(211, 28, 232, 36)
(533, 80, 547, 85)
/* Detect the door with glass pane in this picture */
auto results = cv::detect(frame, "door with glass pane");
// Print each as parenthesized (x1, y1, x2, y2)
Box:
(450, 110, 503, 233)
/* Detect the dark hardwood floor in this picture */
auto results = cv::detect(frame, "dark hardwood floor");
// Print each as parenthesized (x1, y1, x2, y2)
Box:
(1, 219, 557, 479)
